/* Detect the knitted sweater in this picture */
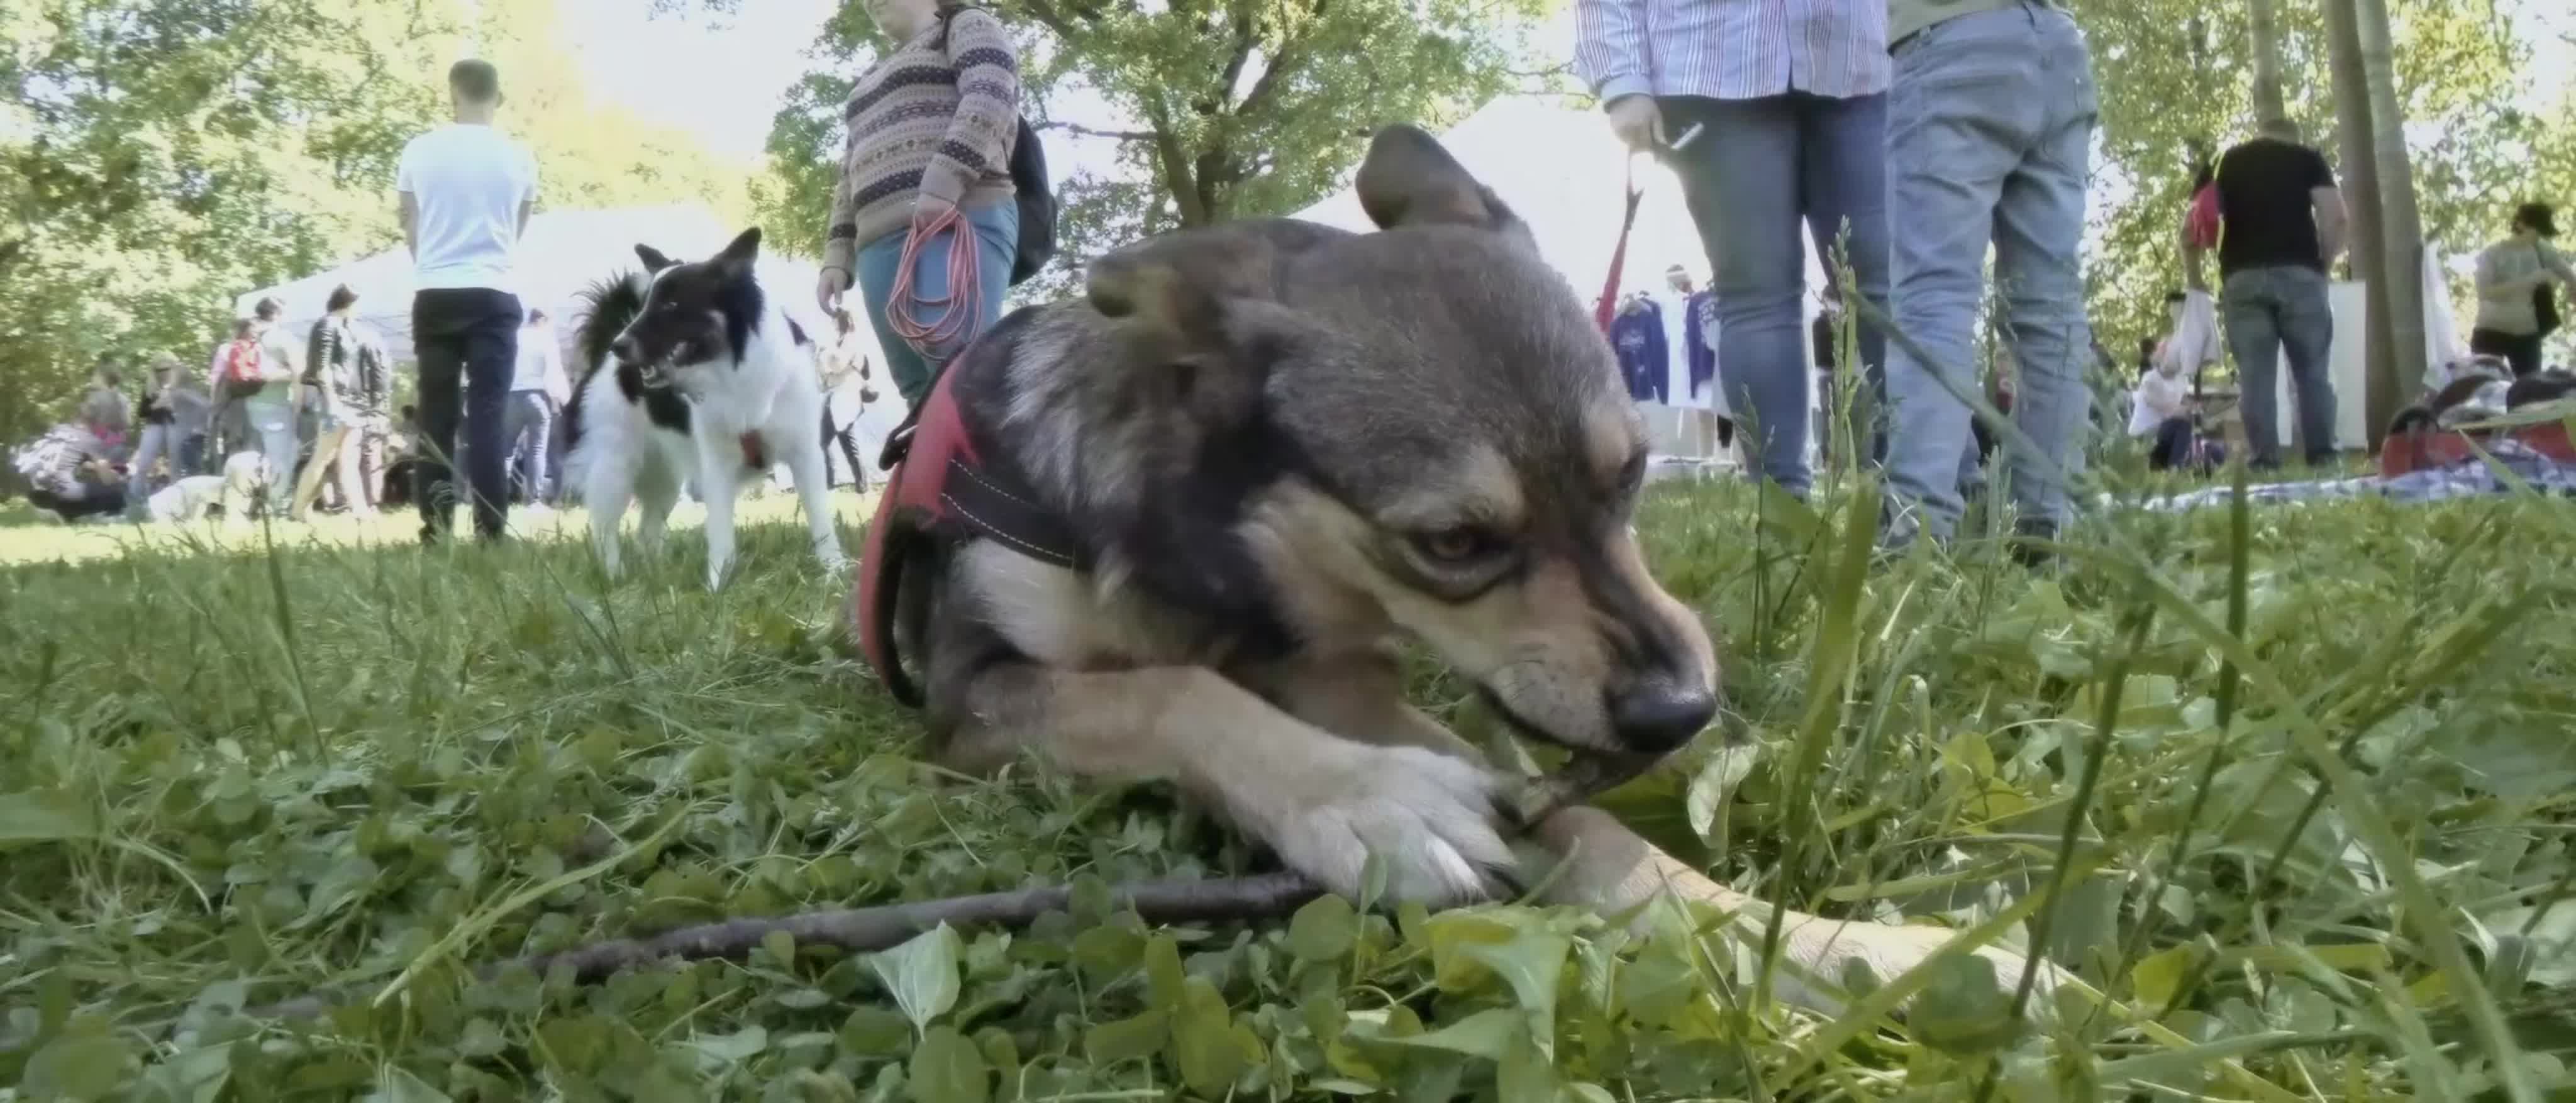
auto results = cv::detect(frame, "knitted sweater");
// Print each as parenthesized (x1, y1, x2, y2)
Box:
(823, 8, 1021, 275)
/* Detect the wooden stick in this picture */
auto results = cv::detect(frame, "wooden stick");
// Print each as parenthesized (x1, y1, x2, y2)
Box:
(250, 754, 2055, 1023)
(251, 872, 1323, 1021)
(250, 762, 1634, 1021)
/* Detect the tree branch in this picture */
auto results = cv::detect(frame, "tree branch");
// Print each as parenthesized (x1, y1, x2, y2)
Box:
(244, 755, 1663, 1023)
(1014, 0, 1085, 40)
(1233, 0, 1327, 121)
(247, 873, 1325, 1021)
(1036, 121, 1156, 141)
(1139, 99, 1209, 226)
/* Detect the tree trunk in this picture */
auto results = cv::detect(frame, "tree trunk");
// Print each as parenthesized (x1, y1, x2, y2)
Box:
(2356, 0, 2429, 414)
(2245, 0, 2290, 127)
(2324, 0, 2401, 448)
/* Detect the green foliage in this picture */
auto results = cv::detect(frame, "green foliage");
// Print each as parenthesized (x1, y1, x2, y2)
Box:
(5, 470, 2576, 1097)
(0, 0, 753, 448)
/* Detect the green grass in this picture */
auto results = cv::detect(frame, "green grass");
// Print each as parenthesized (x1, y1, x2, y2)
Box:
(4, 472, 2575, 1100)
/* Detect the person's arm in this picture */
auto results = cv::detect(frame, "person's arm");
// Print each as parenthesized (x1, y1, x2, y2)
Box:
(820, 112, 865, 282)
(2543, 241, 2576, 287)
(2180, 222, 2208, 291)
(1574, 0, 1653, 110)
(394, 137, 420, 259)
(918, 11, 1021, 223)
(2312, 186, 2348, 266)
(519, 147, 540, 239)
(317, 325, 345, 417)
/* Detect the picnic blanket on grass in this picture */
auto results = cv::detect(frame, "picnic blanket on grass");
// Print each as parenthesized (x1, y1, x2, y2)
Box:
(2126, 439, 2576, 513)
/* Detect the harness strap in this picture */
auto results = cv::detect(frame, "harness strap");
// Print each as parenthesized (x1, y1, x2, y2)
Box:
(853, 348, 1083, 706)
(1594, 158, 1643, 334)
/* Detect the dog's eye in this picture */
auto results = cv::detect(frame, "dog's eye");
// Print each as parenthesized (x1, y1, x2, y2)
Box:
(1413, 527, 1496, 565)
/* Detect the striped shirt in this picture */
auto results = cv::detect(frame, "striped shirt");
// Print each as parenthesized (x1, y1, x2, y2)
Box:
(1574, 0, 1891, 104)
(822, 8, 1020, 275)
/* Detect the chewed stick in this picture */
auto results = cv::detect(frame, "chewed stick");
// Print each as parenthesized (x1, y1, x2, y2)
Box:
(251, 741, 2060, 1025)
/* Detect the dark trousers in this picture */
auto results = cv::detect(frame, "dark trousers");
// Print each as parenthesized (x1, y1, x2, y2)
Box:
(2468, 327, 2545, 379)
(177, 431, 208, 477)
(2146, 416, 2195, 470)
(29, 485, 126, 522)
(411, 288, 524, 542)
(823, 406, 868, 491)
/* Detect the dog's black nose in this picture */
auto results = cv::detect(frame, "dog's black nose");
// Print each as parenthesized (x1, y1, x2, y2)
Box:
(610, 335, 638, 363)
(1608, 681, 1719, 753)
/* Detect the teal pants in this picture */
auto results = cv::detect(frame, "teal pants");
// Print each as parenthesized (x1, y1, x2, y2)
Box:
(857, 201, 1020, 408)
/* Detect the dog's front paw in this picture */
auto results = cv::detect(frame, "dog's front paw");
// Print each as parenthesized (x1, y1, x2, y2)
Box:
(1253, 746, 1513, 907)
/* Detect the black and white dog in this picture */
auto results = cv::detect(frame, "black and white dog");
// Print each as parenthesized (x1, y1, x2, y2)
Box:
(564, 227, 850, 589)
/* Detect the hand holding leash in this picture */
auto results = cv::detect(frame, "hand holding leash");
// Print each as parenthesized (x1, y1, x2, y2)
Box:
(1606, 94, 1665, 153)
(816, 267, 850, 316)
(886, 198, 985, 363)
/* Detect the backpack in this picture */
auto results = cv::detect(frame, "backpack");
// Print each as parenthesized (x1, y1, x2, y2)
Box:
(933, 3, 1058, 287)
(2184, 184, 2221, 252)
(219, 338, 267, 399)
(2535, 245, 2562, 338)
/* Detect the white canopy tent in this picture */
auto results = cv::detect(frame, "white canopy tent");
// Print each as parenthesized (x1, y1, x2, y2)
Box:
(233, 203, 912, 470)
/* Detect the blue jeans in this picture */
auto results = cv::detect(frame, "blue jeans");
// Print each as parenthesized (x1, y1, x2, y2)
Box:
(1661, 92, 1891, 497)
(858, 200, 1020, 408)
(505, 391, 557, 502)
(1880, 4, 2099, 543)
(2221, 265, 2337, 467)
(245, 402, 299, 515)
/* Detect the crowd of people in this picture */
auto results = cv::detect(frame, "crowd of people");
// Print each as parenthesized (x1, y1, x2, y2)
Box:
(10, 287, 595, 528)
(20, 1, 2570, 548)
(1574, 0, 2570, 553)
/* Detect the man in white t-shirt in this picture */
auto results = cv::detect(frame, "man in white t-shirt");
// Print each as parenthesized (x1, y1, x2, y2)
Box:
(396, 58, 539, 544)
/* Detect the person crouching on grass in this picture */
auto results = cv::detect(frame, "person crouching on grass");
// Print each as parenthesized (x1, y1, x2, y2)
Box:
(814, 0, 1022, 409)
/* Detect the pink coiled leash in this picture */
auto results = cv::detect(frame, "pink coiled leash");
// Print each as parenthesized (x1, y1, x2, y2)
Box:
(885, 204, 986, 364)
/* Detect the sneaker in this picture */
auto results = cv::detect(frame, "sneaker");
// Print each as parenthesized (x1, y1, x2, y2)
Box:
(2006, 516, 2058, 569)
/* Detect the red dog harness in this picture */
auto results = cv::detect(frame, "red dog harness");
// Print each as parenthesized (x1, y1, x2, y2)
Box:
(851, 353, 1082, 706)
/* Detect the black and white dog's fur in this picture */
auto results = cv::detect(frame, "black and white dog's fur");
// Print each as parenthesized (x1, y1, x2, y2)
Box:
(564, 227, 849, 589)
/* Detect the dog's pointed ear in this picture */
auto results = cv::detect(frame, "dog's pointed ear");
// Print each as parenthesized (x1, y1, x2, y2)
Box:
(1355, 124, 1525, 235)
(1085, 228, 1283, 343)
(714, 226, 762, 276)
(635, 244, 675, 272)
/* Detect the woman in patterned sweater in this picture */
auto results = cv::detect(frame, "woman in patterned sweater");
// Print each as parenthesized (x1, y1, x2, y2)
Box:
(814, 0, 1023, 409)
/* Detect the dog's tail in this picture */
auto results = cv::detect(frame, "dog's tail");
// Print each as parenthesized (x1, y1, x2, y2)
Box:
(573, 271, 647, 377)
(564, 271, 648, 465)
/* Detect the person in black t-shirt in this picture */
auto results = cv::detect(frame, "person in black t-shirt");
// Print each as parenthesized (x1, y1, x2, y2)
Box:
(2184, 118, 2348, 468)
